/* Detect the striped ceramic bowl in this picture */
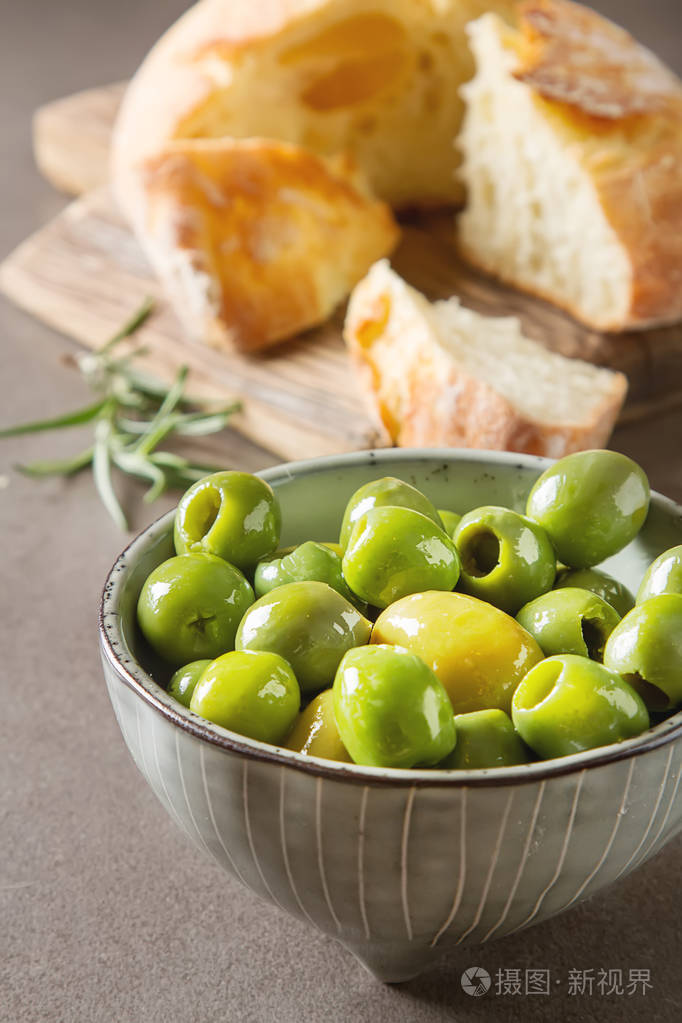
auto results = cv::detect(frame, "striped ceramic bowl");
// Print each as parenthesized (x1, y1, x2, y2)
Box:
(99, 450, 682, 983)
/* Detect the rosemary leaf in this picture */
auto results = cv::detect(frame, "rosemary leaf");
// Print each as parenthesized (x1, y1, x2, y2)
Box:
(172, 409, 241, 436)
(132, 366, 189, 457)
(113, 416, 156, 436)
(0, 297, 241, 531)
(0, 399, 107, 438)
(93, 409, 128, 531)
(15, 447, 95, 477)
(149, 452, 223, 475)
(97, 296, 155, 356)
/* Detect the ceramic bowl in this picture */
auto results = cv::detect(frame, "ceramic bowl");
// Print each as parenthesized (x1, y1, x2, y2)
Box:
(99, 450, 682, 983)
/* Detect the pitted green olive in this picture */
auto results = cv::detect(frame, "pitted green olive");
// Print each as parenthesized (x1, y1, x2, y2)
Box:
(343, 506, 460, 609)
(236, 581, 372, 694)
(168, 659, 212, 708)
(190, 650, 299, 743)
(339, 476, 442, 549)
(554, 567, 635, 618)
(254, 540, 356, 603)
(137, 553, 254, 666)
(333, 644, 456, 769)
(174, 470, 281, 571)
(636, 545, 682, 603)
(604, 594, 682, 709)
(440, 710, 529, 769)
(512, 654, 650, 758)
(453, 506, 556, 614)
(516, 588, 620, 660)
(526, 451, 650, 569)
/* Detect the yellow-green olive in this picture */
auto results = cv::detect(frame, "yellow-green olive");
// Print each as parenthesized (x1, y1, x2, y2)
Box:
(285, 689, 351, 762)
(372, 591, 543, 715)
(189, 650, 299, 743)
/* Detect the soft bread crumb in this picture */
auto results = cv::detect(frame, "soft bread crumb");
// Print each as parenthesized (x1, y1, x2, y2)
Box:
(458, 12, 631, 328)
(456, 2, 682, 331)
(344, 260, 627, 457)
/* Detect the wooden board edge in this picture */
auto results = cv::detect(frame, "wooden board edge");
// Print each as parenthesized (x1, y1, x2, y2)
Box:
(0, 232, 387, 463)
(32, 82, 126, 196)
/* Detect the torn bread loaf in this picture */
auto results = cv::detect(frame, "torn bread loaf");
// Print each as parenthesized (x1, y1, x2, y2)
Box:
(344, 261, 627, 457)
(457, 0, 682, 331)
(111, 0, 517, 350)
(112, 0, 518, 212)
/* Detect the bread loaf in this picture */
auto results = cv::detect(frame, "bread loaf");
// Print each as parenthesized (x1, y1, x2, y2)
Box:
(111, 0, 517, 351)
(113, 0, 518, 210)
(344, 260, 628, 457)
(457, 0, 682, 331)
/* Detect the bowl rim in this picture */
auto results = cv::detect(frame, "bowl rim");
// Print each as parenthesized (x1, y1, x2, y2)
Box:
(99, 447, 682, 788)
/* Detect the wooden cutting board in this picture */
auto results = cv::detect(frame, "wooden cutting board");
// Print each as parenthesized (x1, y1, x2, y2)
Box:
(3, 83, 682, 461)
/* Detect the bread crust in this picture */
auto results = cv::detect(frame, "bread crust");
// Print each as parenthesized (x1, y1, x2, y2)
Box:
(344, 261, 627, 457)
(137, 138, 399, 352)
(111, 1, 329, 186)
(459, 0, 682, 331)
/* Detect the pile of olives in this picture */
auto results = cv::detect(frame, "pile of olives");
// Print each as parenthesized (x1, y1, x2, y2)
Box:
(136, 450, 682, 771)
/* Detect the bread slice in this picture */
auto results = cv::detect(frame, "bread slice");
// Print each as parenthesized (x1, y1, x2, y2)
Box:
(112, 0, 518, 213)
(128, 137, 398, 351)
(457, 0, 682, 332)
(344, 261, 627, 457)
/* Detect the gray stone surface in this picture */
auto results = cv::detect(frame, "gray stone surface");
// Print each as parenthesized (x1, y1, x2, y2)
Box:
(1, 2, 681, 1021)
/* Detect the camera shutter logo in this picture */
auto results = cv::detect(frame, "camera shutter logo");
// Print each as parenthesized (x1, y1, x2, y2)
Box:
(461, 967, 492, 997)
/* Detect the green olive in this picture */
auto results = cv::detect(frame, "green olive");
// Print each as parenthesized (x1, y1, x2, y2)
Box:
(339, 476, 442, 550)
(254, 540, 356, 604)
(440, 710, 529, 769)
(453, 506, 556, 614)
(603, 594, 682, 709)
(512, 654, 650, 759)
(285, 689, 351, 762)
(554, 567, 635, 617)
(342, 506, 460, 609)
(137, 553, 254, 667)
(174, 471, 281, 572)
(437, 509, 462, 538)
(189, 650, 299, 743)
(526, 450, 650, 569)
(332, 645, 456, 769)
(372, 591, 543, 715)
(236, 581, 372, 694)
(168, 659, 212, 708)
(516, 588, 620, 660)
(636, 545, 682, 603)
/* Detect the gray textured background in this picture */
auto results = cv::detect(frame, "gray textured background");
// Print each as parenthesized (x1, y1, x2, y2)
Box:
(1, 2, 681, 1021)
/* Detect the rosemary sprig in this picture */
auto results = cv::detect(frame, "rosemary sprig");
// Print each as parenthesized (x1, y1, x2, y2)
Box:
(1, 298, 241, 530)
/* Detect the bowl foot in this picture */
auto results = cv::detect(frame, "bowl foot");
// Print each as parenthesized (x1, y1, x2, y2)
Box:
(341, 940, 446, 984)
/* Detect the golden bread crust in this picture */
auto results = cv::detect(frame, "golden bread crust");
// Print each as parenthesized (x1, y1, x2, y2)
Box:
(139, 138, 399, 351)
(344, 262, 627, 457)
(513, 0, 682, 119)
